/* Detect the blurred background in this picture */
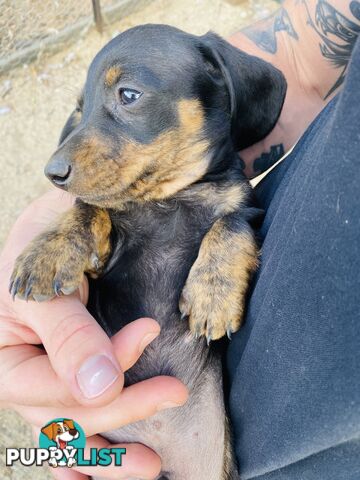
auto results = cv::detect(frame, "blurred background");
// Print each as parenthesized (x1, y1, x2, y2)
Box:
(0, 0, 278, 478)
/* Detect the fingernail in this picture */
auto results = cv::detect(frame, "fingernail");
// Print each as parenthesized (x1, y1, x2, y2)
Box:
(76, 355, 119, 399)
(139, 332, 159, 354)
(157, 401, 184, 412)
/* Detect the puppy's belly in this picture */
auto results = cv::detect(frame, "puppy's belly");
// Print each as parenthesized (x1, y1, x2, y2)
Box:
(102, 364, 225, 480)
(88, 205, 234, 479)
(89, 318, 230, 480)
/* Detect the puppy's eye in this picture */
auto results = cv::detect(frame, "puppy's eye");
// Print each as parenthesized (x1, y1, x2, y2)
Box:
(118, 88, 142, 105)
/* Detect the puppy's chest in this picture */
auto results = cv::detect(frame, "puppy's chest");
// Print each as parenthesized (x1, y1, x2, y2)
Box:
(87, 200, 217, 336)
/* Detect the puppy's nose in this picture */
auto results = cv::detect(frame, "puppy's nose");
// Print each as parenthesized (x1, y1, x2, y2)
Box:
(45, 155, 72, 188)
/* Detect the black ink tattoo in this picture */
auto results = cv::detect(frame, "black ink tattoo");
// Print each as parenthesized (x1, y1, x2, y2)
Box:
(243, 8, 298, 54)
(304, 0, 360, 99)
(253, 144, 285, 175)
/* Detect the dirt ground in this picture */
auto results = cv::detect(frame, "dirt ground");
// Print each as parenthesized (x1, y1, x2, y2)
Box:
(0, 1, 277, 479)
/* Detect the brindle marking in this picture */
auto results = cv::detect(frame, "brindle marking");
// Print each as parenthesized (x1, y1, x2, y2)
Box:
(10, 24, 287, 480)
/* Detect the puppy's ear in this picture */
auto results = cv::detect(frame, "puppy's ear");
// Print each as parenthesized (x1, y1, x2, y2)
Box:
(199, 32, 287, 151)
(64, 419, 75, 430)
(41, 423, 56, 440)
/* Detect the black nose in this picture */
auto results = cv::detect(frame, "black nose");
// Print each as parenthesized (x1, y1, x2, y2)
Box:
(45, 155, 72, 187)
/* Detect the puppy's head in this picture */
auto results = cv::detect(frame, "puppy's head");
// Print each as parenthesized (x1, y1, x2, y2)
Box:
(41, 420, 79, 443)
(45, 25, 286, 207)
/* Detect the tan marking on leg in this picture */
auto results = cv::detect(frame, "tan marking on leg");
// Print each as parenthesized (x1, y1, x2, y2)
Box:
(87, 208, 112, 277)
(10, 205, 112, 301)
(179, 219, 258, 340)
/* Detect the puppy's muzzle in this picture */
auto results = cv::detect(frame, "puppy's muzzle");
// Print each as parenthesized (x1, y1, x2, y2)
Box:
(45, 153, 72, 188)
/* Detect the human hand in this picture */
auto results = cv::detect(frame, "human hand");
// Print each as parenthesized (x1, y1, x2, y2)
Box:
(0, 190, 188, 479)
(18, 317, 187, 479)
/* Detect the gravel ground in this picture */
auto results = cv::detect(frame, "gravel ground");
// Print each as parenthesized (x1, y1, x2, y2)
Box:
(0, 1, 277, 479)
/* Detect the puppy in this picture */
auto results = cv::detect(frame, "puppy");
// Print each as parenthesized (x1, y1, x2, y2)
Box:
(41, 419, 79, 467)
(10, 25, 286, 479)
(41, 419, 79, 450)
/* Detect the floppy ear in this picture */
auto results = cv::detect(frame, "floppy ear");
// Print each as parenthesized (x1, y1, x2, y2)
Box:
(64, 419, 75, 430)
(200, 32, 287, 151)
(41, 423, 56, 440)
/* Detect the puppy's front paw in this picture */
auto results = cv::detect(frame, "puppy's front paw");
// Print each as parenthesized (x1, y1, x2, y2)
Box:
(179, 263, 246, 342)
(9, 233, 99, 302)
(179, 220, 258, 341)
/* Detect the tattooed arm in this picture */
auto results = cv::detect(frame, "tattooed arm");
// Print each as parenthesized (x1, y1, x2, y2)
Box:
(230, 0, 360, 178)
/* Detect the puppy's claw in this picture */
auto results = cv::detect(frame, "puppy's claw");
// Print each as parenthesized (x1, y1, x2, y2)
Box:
(24, 281, 33, 301)
(227, 328, 232, 340)
(53, 280, 62, 297)
(206, 334, 212, 346)
(180, 312, 188, 321)
(11, 277, 21, 301)
(90, 253, 100, 270)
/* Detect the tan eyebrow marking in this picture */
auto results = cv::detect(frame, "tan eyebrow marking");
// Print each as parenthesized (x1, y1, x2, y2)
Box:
(105, 66, 122, 87)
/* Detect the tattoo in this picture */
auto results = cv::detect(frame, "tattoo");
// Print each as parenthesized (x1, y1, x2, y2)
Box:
(253, 144, 285, 174)
(304, 0, 360, 99)
(242, 8, 298, 54)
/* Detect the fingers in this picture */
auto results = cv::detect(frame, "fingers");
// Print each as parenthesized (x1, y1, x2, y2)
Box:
(17, 375, 188, 436)
(31, 426, 89, 480)
(0, 316, 163, 408)
(0, 190, 75, 264)
(0, 345, 75, 406)
(84, 376, 187, 434)
(31, 424, 161, 480)
(0, 288, 124, 408)
(74, 435, 161, 480)
(50, 465, 89, 480)
(14, 295, 125, 407)
(111, 317, 161, 371)
(15, 304, 163, 408)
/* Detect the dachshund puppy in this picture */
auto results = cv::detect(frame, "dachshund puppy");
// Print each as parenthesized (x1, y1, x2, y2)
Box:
(10, 25, 286, 479)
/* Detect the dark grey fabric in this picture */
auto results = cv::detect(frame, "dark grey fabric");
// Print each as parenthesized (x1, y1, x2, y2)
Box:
(227, 38, 360, 479)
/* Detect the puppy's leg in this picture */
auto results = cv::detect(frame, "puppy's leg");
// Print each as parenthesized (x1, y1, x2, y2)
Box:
(10, 202, 111, 301)
(180, 214, 258, 341)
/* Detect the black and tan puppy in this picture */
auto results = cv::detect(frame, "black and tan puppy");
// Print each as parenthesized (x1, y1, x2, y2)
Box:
(10, 25, 286, 479)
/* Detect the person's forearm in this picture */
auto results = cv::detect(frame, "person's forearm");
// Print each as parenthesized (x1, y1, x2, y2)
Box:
(230, 0, 360, 178)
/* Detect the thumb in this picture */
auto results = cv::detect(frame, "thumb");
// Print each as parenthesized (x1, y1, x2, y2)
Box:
(16, 294, 124, 407)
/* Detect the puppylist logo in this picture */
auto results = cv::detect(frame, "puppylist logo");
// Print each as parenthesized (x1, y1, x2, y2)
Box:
(6, 418, 126, 468)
